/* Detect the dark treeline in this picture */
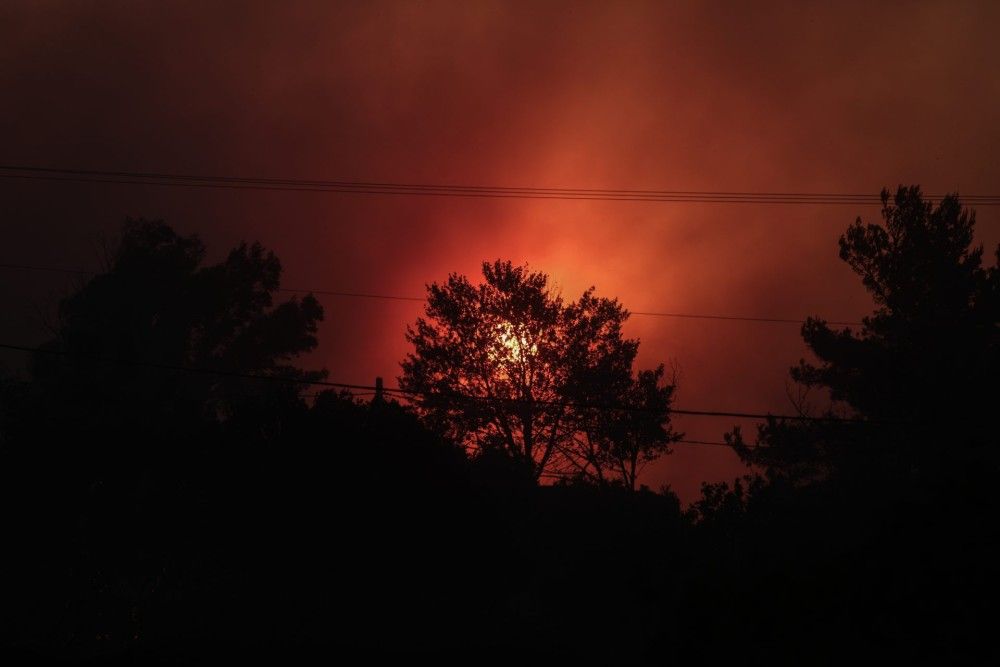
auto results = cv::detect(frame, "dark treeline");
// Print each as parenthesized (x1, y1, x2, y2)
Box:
(1, 186, 998, 663)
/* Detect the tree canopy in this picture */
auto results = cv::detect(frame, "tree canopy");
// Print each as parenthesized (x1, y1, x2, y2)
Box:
(735, 186, 1000, 482)
(28, 218, 325, 433)
(400, 259, 679, 484)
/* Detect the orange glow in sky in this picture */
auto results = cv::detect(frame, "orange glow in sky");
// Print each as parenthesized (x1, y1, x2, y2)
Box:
(2, 1, 999, 501)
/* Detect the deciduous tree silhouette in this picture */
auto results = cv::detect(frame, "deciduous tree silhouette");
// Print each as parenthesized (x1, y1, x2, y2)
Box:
(400, 259, 677, 483)
(563, 364, 681, 489)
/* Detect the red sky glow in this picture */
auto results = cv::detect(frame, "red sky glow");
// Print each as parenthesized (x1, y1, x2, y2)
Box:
(2, 0, 999, 501)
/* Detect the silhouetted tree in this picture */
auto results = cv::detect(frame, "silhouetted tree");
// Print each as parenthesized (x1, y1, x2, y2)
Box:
(3, 223, 704, 663)
(682, 187, 1000, 663)
(34, 218, 324, 409)
(1, 218, 326, 657)
(563, 364, 681, 489)
(732, 187, 999, 482)
(400, 260, 676, 482)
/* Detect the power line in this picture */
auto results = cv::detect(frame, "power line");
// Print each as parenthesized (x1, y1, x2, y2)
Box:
(0, 341, 868, 423)
(379, 386, 855, 422)
(2, 165, 998, 205)
(0, 261, 864, 326)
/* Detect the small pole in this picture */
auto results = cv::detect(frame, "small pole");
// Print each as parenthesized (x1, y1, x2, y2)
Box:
(374, 376, 384, 405)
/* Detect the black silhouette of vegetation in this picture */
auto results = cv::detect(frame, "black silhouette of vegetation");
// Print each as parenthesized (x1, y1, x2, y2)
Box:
(1, 188, 997, 662)
(731, 187, 999, 486)
(400, 260, 680, 486)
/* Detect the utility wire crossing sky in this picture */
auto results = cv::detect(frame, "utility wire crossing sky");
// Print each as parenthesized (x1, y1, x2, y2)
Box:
(0, 341, 874, 431)
(2, 165, 999, 205)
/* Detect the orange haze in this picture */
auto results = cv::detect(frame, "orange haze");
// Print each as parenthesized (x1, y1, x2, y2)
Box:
(2, 1, 999, 501)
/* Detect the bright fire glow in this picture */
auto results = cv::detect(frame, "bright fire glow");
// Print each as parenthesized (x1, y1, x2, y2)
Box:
(496, 321, 537, 363)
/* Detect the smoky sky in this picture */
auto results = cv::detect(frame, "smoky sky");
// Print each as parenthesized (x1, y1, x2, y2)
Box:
(2, 0, 998, 501)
